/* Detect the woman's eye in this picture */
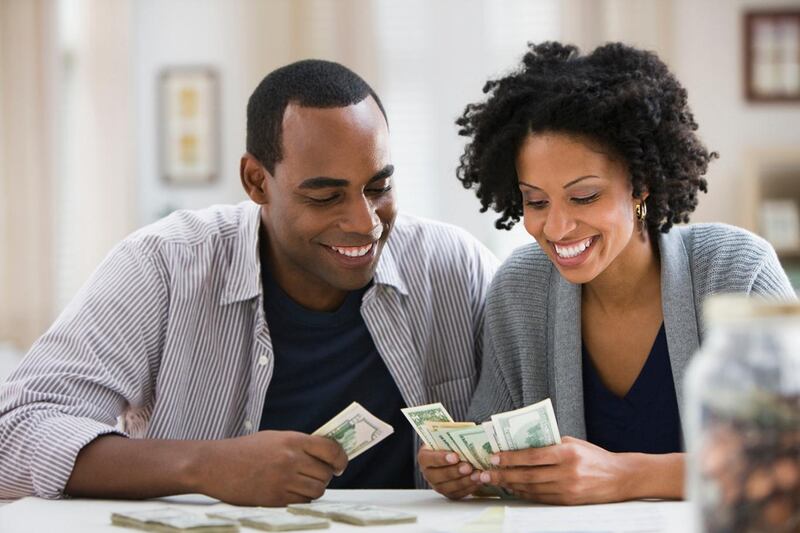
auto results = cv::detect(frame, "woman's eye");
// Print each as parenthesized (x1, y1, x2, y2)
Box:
(573, 193, 599, 205)
(525, 200, 548, 209)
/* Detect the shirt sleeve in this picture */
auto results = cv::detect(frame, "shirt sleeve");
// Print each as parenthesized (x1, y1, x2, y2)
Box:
(0, 239, 168, 499)
(749, 244, 797, 299)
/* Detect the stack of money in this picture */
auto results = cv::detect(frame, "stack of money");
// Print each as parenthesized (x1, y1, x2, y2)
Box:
(207, 509, 329, 531)
(288, 502, 417, 526)
(401, 399, 561, 477)
(110, 507, 238, 532)
(313, 401, 394, 460)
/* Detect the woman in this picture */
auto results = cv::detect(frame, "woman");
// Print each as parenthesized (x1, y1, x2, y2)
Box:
(419, 42, 795, 504)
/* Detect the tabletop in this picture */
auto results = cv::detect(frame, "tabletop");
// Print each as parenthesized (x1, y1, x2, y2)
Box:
(0, 489, 693, 532)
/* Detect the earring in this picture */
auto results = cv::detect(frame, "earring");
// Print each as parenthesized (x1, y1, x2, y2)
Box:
(635, 201, 647, 232)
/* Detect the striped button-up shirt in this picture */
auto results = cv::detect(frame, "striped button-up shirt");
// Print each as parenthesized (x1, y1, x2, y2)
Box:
(0, 201, 498, 499)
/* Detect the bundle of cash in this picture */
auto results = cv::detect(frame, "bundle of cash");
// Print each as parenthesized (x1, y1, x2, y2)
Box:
(401, 398, 561, 474)
(207, 509, 329, 531)
(288, 502, 417, 526)
(312, 401, 394, 460)
(110, 507, 238, 532)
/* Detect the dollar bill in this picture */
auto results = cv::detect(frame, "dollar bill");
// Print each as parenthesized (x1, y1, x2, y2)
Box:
(287, 503, 352, 518)
(400, 402, 454, 446)
(446, 426, 495, 470)
(481, 421, 500, 454)
(235, 512, 328, 531)
(490, 398, 561, 451)
(425, 421, 476, 451)
(312, 401, 393, 460)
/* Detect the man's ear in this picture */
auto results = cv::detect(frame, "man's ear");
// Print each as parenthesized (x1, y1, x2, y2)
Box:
(240, 153, 271, 204)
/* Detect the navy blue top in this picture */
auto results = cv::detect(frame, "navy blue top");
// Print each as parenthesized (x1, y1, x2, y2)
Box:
(582, 323, 683, 454)
(258, 257, 414, 489)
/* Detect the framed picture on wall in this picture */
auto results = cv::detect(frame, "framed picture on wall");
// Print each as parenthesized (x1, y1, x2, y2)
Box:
(744, 10, 800, 102)
(159, 67, 219, 184)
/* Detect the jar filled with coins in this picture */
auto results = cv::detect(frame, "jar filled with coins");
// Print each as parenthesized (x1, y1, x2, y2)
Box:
(685, 296, 800, 533)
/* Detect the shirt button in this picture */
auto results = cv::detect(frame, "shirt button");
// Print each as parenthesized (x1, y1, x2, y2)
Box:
(244, 420, 253, 431)
(258, 355, 268, 366)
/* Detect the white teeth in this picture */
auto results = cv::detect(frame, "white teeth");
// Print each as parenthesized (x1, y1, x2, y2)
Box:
(331, 243, 373, 258)
(554, 238, 593, 259)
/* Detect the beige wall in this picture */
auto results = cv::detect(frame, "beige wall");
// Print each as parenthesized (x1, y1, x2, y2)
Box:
(0, 0, 56, 349)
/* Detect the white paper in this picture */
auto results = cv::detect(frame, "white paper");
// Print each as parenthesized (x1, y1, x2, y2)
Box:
(503, 503, 665, 533)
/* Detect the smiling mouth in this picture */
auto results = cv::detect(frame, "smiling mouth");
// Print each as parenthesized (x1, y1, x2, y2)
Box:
(328, 242, 375, 258)
(553, 237, 594, 259)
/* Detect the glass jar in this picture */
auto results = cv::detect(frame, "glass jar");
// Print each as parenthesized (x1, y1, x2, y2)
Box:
(685, 296, 800, 533)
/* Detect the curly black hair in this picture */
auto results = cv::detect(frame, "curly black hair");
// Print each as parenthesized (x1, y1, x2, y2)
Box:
(456, 41, 717, 232)
(247, 59, 387, 174)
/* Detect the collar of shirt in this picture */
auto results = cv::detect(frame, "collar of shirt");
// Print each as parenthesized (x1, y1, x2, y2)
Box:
(220, 201, 408, 306)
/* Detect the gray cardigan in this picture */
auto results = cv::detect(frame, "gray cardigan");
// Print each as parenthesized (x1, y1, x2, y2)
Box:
(468, 223, 796, 438)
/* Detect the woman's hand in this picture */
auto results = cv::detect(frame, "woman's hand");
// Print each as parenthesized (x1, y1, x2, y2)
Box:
(479, 437, 640, 505)
(418, 445, 482, 500)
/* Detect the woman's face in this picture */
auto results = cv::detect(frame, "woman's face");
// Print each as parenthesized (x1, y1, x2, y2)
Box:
(516, 132, 645, 285)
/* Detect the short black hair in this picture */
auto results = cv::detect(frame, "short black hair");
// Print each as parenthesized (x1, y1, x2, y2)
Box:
(246, 59, 387, 174)
(456, 41, 717, 232)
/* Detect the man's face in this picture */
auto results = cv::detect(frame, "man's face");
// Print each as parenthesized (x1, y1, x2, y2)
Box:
(245, 96, 396, 310)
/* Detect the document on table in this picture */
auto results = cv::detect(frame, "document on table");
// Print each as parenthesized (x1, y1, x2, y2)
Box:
(502, 503, 666, 533)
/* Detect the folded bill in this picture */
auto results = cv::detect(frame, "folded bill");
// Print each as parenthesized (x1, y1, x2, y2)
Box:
(111, 507, 237, 532)
(287, 502, 416, 526)
(206, 509, 329, 531)
(312, 401, 394, 460)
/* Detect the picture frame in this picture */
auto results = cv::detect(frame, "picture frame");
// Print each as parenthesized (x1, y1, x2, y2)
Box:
(159, 67, 219, 184)
(744, 10, 800, 102)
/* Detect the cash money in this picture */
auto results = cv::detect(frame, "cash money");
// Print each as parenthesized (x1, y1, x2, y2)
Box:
(400, 402, 454, 446)
(111, 507, 237, 532)
(490, 398, 561, 451)
(288, 503, 416, 526)
(425, 421, 476, 451)
(312, 401, 393, 460)
(481, 421, 500, 453)
(446, 426, 495, 470)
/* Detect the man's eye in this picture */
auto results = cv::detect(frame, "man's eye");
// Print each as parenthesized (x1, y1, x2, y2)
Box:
(308, 195, 338, 204)
(367, 185, 393, 195)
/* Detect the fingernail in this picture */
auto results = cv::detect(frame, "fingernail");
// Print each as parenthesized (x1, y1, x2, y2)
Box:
(490, 455, 500, 465)
(458, 463, 472, 475)
(480, 472, 491, 483)
(470, 471, 481, 482)
(445, 453, 458, 464)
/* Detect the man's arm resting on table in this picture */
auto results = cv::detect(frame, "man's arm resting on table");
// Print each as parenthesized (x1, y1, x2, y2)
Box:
(65, 431, 348, 506)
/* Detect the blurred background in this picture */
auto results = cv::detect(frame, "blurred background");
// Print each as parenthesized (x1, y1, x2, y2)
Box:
(1, 0, 800, 377)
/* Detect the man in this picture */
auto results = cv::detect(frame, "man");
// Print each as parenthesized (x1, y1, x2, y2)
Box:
(0, 60, 498, 505)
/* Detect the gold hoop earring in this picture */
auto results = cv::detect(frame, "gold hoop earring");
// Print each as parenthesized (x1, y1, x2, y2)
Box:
(635, 202, 647, 232)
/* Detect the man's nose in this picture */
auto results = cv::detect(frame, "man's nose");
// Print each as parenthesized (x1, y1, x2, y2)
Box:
(341, 194, 382, 239)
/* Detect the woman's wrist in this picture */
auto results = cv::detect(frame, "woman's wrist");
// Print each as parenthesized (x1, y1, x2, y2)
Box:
(619, 452, 685, 500)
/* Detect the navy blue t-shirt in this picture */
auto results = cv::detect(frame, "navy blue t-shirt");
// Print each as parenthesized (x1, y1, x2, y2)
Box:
(258, 257, 414, 489)
(582, 323, 683, 454)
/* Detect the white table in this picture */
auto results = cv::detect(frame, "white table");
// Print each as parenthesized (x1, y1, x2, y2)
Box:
(0, 489, 692, 532)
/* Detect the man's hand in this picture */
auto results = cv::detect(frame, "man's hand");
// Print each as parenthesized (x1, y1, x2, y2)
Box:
(195, 431, 348, 506)
(66, 431, 348, 507)
(417, 445, 481, 500)
(478, 436, 684, 504)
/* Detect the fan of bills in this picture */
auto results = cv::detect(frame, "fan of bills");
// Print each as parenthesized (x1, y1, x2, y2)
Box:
(401, 398, 562, 472)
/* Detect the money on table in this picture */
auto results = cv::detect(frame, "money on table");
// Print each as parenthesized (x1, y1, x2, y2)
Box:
(288, 502, 417, 526)
(312, 401, 394, 460)
(207, 509, 329, 531)
(110, 507, 238, 532)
